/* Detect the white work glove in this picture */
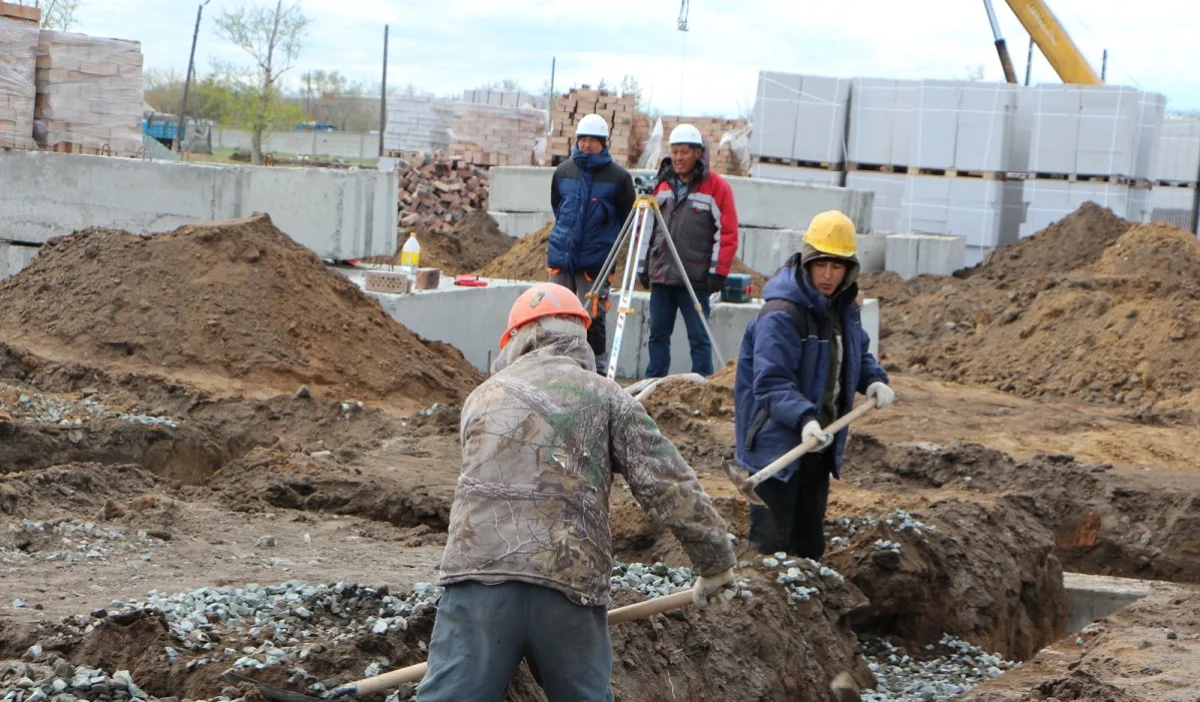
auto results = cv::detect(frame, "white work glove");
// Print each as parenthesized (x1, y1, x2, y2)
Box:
(802, 420, 833, 451)
(692, 569, 736, 609)
(866, 382, 895, 409)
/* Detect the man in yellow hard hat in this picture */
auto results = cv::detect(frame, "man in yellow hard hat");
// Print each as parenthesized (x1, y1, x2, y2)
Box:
(732, 211, 893, 560)
(416, 282, 737, 701)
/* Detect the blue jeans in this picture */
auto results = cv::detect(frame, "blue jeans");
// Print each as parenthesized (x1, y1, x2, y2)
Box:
(647, 284, 713, 377)
(415, 581, 614, 702)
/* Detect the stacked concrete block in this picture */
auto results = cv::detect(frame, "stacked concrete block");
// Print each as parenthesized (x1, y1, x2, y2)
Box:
(751, 72, 851, 164)
(461, 89, 547, 110)
(1149, 187, 1196, 231)
(0, 10, 38, 149)
(845, 172, 907, 233)
(955, 83, 1018, 172)
(1132, 92, 1166, 183)
(34, 31, 145, 156)
(383, 96, 454, 154)
(0, 240, 39, 280)
(1153, 119, 1200, 185)
(548, 87, 636, 165)
(749, 162, 842, 186)
(751, 71, 802, 160)
(449, 102, 547, 167)
(1076, 86, 1139, 178)
(1025, 85, 1081, 175)
(1019, 180, 1131, 238)
(885, 233, 966, 279)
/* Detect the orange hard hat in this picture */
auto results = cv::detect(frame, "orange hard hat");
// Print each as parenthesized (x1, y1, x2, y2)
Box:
(499, 283, 592, 349)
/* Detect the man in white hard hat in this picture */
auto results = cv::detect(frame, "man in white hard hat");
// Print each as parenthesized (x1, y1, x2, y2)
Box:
(547, 113, 636, 371)
(639, 123, 739, 377)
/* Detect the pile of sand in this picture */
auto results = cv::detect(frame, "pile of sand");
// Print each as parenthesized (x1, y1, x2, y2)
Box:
(859, 204, 1200, 407)
(477, 223, 770, 293)
(0, 214, 485, 407)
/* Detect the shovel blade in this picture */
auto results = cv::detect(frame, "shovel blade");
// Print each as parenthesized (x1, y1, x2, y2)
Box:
(220, 671, 326, 702)
(722, 460, 766, 507)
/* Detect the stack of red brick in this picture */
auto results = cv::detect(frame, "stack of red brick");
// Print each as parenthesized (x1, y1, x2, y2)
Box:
(547, 86, 636, 164)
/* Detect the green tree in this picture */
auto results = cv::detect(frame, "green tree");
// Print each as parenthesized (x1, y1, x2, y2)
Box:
(213, 0, 310, 164)
(31, 0, 80, 29)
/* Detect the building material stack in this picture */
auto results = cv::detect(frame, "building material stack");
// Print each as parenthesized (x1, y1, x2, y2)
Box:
(461, 89, 547, 110)
(33, 30, 144, 156)
(651, 115, 749, 175)
(448, 102, 547, 167)
(383, 95, 454, 155)
(1149, 118, 1200, 231)
(750, 71, 851, 186)
(547, 87, 635, 165)
(1016, 85, 1164, 239)
(394, 153, 489, 235)
(0, 2, 40, 149)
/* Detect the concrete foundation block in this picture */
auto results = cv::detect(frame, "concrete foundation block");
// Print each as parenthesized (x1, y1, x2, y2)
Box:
(738, 227, 803, 277)
(0, 151, 397, 260)
(885, 233, 921, 279)
(727, 176, 873, 232)
(857, 233, 887, 272)
(488, 166, 555, 212)
(0, 241, 40, 280)
(845, 172, 908, 233)
(885, 232, 965, 279)
(489, 211, 554, 238)
(861, 298, 880, 359)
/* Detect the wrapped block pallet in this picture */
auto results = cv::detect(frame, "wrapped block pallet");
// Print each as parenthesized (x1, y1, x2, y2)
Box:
(0, 4, 39, 149)
(449, 102, 547, 167)
(34, 30, 144, 156)
(548, 86, 636, 165)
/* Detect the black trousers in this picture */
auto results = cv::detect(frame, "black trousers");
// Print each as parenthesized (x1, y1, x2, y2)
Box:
(748, 453, 831, 561)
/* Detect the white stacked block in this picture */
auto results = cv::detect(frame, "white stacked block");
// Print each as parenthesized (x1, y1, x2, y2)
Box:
(848, 78, 899, 166)
(885, 233, 965, 279)
(1027, 85, 1082, 175)
(845, 171, 907, 232)
(1126, 187, 1153, 224)
(856, 233, 888, 272)
(956, 83, 1018, 172)
(750, 162, 842, 186)
(0, 17, 38, 149)
(1133, 92, 1166, 182)
(1153, 119, 1200, 184)
(1076, 86, 1139, 177)
(383, 96, 454, 153)
(912, 80, 960, 169)
(792, 74, 851, 164)
(751, 71, 801, 160)
(1149, 187, 1197, 231)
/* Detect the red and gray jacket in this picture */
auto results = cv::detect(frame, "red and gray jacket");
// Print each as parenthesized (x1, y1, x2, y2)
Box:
(638, 143, 739, 288)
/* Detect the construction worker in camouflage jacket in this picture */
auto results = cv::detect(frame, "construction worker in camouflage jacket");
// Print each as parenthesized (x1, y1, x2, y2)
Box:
(415, 282, 738, 702)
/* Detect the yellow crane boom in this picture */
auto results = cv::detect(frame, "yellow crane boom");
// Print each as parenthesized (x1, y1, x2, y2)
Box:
(1002, 0, 1102, 85)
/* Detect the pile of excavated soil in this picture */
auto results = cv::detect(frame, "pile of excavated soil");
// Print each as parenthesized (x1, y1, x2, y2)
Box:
(859, 204, 1200, 407)
(400, 210, 516, 275)
(477, 223, 770, 294)
(0, 215, 484, 407)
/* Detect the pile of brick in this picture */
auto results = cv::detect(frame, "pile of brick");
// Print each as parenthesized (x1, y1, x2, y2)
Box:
(34, 30, 144, 156)
(548, 86, 636, 164)
(449, 102, 546, 167)
(395, 153, 489, 234)
(656, 115, 750, 175)
(0, 2, 39, 149)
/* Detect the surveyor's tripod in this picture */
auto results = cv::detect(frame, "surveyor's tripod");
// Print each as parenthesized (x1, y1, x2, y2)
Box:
(586, 193, 725, 380)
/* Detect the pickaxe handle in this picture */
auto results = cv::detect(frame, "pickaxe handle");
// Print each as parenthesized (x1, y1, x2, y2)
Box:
(331, 589, 697, 696)
(745, 400, 879, 490)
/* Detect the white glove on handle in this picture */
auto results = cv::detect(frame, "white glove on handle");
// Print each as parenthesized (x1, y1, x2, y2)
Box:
(802, 420, 833, 451)
(866, 382, 895, 409)
(692, 569, 736, 609)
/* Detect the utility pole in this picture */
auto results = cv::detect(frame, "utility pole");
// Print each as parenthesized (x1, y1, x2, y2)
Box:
(1101, 49, 1108, 81)
(175, 0, 212, 153)
(548, 57, 556, 130)
(378, 24, 389, 158)
(1024, 36, 1034, 86)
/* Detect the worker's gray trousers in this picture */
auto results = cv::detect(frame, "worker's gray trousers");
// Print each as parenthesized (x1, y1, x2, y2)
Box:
(549, 271, 611, 372)
(415, 581, 615, 702)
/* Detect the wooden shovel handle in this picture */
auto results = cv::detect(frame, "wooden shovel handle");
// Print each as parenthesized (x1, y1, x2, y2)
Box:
(746, 400, 878, 490)
(345, 588, 697, 695)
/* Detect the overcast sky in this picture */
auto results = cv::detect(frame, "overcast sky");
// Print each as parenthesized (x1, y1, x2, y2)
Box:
(76, 0, 1199, 116)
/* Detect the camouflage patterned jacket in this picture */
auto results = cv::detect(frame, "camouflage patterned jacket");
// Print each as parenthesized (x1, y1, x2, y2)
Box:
(437, 323, 736, 607)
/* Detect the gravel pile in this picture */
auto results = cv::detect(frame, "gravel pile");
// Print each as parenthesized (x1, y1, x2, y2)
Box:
(3, 520, 158, 571)
(0, 390, 178, 429)
(0, 661, 155, 702)
(860, 634, 1017, 701)
(829, 509, 936, 549)
(757, 553, 847, 604)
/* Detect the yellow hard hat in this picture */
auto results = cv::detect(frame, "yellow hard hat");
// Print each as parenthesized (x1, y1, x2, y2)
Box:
(802, 210, 857, 258)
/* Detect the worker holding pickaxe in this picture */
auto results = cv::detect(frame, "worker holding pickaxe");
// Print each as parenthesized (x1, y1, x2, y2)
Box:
(732, 211, 893, 561)
(415, 283, 737, 702)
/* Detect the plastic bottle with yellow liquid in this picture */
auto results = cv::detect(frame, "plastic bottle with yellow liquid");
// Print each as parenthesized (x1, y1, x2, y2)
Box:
(399, 232, 421, 277)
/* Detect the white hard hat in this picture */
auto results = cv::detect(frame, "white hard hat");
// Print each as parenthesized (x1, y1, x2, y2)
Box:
(668, 123, 704, 146)
(577, 114, 610, 139)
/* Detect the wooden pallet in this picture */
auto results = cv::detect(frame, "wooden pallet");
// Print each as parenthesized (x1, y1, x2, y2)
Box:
(0, 1, 41, 23)
(1155, 180, 1198, 189)
(845, 162, 903, 174)
(43, 141, 107, 156)
(906, 166, 1006, 181)
(755, 156, 841, 171)
(1026, 171, 1130, 185)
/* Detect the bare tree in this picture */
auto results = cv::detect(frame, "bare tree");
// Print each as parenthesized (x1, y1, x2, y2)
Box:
(962, 64, 987, 82)
(214, 1, 310, 164)
(32, 0, 80, 29)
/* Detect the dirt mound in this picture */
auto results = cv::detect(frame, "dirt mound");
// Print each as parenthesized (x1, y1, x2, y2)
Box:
(861, 209, 1200, 407)
(0, 215, 484, 407)
(971, 202, 1132, 280)
(476, 222, 770, 294)
(403, 210, 516, 275)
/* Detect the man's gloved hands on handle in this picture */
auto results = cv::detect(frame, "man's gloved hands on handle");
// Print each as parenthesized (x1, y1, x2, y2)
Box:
(802, 420, 833, 451)
(692, 569, 736, 609)
(866, 382, 895, 409)
(707, 274, 726, 294)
